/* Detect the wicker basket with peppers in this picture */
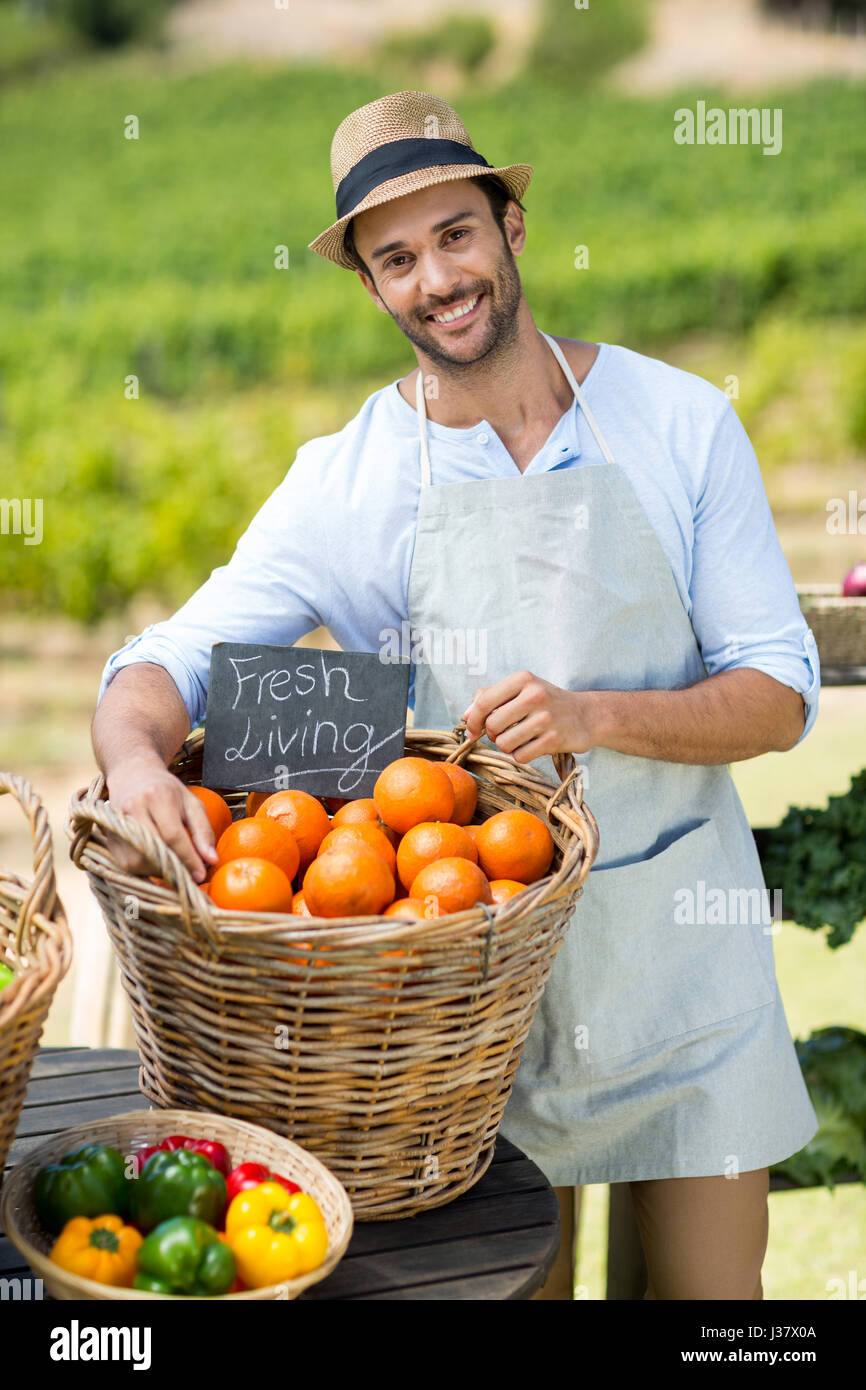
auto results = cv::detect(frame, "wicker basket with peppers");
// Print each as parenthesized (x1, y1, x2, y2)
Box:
(0, 1110, 352, 1300)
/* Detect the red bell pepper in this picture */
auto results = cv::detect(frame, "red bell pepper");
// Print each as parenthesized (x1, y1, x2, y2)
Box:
(225, 1162, 301, 1205)
(134, 1135, 231, 1179)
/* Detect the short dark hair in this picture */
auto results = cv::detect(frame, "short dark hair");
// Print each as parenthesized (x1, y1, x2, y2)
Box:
(343, 173, 525, 280)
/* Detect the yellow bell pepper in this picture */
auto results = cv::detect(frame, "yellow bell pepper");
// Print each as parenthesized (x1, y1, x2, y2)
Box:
(49, 1213, 142, 1287)
(225, 1181, 328, 1288)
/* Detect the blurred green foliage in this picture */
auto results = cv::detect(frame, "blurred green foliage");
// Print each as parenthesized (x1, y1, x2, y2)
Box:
(0, 0, 82, 80)
(54, 0, 169, 48)
(0, 57, 864, 621)
(527, 0, 649, 87)
(378, 14, 496, 76)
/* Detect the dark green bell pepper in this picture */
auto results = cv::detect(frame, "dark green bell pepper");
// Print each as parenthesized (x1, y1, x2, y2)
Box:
(34, 1144, 130, 1234)
(130, 1147, 226, 1233)
(133, 1216, 236, 1296)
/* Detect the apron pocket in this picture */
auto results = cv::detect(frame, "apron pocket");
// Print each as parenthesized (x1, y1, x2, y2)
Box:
(574, 816, 776, 1065)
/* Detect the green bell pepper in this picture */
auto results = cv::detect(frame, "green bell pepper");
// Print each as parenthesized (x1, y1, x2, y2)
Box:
(130, 1147, 226, 1233)
(133, 1216, 236, 1296)
(34, 1144, 130, 1235)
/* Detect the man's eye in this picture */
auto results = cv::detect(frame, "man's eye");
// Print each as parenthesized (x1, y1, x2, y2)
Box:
(446, 229, 468, 242)
(386, 254, 410, 269)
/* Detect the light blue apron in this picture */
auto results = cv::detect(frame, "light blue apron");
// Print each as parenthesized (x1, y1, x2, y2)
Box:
(406, 330, 818, 1185)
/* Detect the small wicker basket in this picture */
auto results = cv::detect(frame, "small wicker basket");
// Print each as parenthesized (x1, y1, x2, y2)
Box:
(0, 773, 73, 1180)
(797, 584, 866, 668)
(67, 723, 598, 1220)
(0, 1108, 353, 1300)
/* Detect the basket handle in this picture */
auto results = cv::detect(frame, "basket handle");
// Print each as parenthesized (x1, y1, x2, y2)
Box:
(67, 780, 221, 948)
(444, 721, 600, 892)
(0, 772, 63, 952)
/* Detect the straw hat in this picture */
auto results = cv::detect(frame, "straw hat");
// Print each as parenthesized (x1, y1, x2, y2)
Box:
(308, 90, 533, 270)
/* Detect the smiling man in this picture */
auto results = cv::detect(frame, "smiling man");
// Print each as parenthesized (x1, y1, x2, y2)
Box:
(94, 91, 821, 1301)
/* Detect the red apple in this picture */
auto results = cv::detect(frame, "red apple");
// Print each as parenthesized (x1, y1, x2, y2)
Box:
(842, 563, 866, 597)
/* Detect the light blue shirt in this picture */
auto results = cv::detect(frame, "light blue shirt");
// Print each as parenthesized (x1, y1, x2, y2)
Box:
(98, 340, 820, 744)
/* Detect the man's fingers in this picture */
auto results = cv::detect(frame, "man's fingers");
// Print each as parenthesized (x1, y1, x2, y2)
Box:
(143, 797, 210, 883)
(106, 788, 209, 885)
(103, 828, 152, 876)
(181, 793, 220, 866)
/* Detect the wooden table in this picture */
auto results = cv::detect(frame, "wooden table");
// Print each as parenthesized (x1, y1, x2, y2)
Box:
(0, 1047, 561, 1301)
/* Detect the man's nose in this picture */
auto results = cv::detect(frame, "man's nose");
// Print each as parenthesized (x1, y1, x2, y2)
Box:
(415, 249, 463, 303)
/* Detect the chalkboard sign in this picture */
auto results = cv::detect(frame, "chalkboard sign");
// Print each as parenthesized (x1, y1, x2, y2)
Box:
(201, 643, 411, 799)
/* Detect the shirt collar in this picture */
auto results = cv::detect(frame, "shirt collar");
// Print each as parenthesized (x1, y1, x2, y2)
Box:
(386, 379, 583, 472)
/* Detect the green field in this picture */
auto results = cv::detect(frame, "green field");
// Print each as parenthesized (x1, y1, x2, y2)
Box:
(1, 52, 865, 617)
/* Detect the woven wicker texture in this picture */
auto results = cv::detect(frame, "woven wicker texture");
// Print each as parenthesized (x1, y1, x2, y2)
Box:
(66, 724, 598, 1219)
(0, 774, 73, 1179)
(0, 1109, 353, 1300)
(308, 90, 533, 269)
(797, 584, 866, 668)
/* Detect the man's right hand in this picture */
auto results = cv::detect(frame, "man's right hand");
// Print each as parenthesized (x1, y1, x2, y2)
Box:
(104, 758, 220, 885)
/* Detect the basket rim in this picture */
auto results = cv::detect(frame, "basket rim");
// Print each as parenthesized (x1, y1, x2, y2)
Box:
(65, 723, 599, 945)
(0, 1107, 354, 1301)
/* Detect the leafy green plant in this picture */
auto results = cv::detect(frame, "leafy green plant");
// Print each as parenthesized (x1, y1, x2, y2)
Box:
(378, 15, 497, 77)
(53, 0, 168, 48)
(760, 770, 866, 948)
(526, 0, 649, 87)
(770, 1027, 866, 1190)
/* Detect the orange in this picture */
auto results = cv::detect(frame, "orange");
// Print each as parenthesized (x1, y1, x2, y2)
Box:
(441, 763, 478, 826)
(475, 809, 555, 884)
(255, 790, 331, 874)
(291, 890, 312, 917)
(373, 757, 455, 835)
(489, 878, 529, 904)
(209, 857, 294, 912)
(215, 816, 300, 884)
(396, 821, 478, 893)
(409, 857, 493, 916)
(318, 823, 398, 878)
(283, 937, 328, 966)
(331, 798, 399, 848)
(245, 791, 269, 817)
(188, 785, 232, 841)
(464, 824, 482, 846)
(384, 897, 441, 920)
(303, 841, 395, 918)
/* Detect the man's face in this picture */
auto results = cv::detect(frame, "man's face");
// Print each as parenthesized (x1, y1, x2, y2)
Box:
(351, 180, 526, 368)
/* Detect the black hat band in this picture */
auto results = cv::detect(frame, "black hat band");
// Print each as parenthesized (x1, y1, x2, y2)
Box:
(335, 137, 492, 220)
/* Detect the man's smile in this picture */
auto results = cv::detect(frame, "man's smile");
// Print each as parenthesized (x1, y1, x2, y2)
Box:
(425, 292, 484, 327)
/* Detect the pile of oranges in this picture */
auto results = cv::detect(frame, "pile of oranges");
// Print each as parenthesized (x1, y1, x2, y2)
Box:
(183, 756, 556, 921)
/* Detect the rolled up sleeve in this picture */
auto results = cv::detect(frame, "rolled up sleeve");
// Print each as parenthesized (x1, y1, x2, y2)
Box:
(97, 447, 332, 729)
(689, 402, 820, 747)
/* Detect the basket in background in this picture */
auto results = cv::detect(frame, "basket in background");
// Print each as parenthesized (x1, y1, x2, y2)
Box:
(66, 723, 598, 1220)
(0, 774, 73, 1179)
(797, 583, 866, 668)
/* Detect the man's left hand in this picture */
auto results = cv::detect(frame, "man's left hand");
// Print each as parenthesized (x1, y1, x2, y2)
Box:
(461, 670, 601, 764)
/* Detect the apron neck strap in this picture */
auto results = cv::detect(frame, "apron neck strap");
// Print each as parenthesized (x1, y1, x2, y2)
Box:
(414, 331, 615, 487)
(416, 365, 433, 488)
(538, 332, 616, 465)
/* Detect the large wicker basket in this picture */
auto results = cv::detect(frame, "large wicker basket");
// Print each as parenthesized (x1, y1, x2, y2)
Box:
(66, 723, 598, 1219)
(797, 584, 866, 668)
(0, 774, 73, 1179)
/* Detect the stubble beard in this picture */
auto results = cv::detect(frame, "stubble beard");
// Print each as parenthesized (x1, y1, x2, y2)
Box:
(383, 238, 524, 377)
